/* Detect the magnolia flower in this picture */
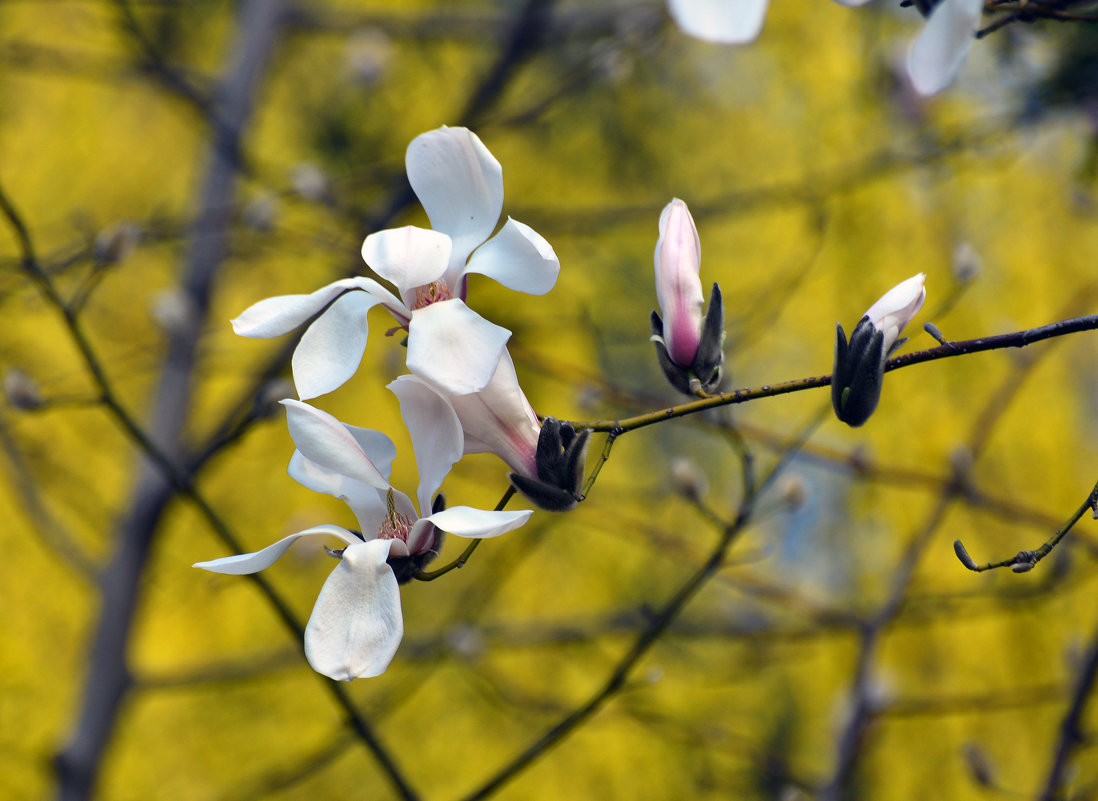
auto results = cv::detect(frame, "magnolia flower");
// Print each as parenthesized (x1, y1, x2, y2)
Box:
(666, 0, 874, 45)
(650, 199, 724, 396)
(232, 126, 560, 399)
(390, 350, 590, 512)
(194, 399, 532, 680)
(906, 0, 984, 96)
(832, 273, 926, 427)
(667, 0, 770, 44)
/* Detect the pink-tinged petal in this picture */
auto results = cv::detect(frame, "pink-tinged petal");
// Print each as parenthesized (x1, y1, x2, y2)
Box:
(304, 539, 403, 680)
(405, 299, 510, 395)
(654, 198, 704, 367)
(442, 351, 541, 478)
(906, 0, 983, 96)
(462, 217, 560, 296)
(193, 524, 359, 575)
(282, 400, 391, 490)
(423, 506, 533, 538)
(667, 0, 769, 44)
(361, 226, 453, 304)
(288, 452, 388, 536)
(388, 376, 463, 514)
(406, 126, 503, 270)
(292, 291, 376, 400)
(232, 277, 402, 338)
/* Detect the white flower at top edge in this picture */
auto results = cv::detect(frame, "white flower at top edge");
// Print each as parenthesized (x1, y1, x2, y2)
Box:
(907, 0, 984, 96)
(231, 126, 560, 399)
(193, 399, 532, 680)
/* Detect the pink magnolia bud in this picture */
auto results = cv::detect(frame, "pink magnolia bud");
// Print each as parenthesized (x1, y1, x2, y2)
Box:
(654, 198, 704, 367)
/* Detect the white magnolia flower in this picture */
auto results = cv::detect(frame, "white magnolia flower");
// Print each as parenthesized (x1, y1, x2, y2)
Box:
(667, 0, 770, 44)
(907, 0, 984, 96)
(232, 126, 560, 399)
(390, 349, 541, 481)
(194, 398, 532, 680)
(390, 350, 590, 512)
(666, 0, 874, 46)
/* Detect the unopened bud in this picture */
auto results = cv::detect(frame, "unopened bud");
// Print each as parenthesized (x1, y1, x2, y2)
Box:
(242, 193, 278, 232)
(345, 28, 393, 85)
(94, 221, 141, 267)
(151, 289, 198, 336)
(254, 378, 295, 419)
(962, 742, 997, 788)
(669, 457, 707, 500)
(951, 241, 982, 284)
(290, 163, 331, 204)
(776, 474, 807, 511)
(2, 367, 42, 410)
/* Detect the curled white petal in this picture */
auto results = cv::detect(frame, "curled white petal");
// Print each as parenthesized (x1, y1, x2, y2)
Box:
(193, 524, 359, 575)
(667, 0, 769, 44)
(423, 506, 533, 539)
(388, 375, 464, 514)
(907, 0, 983, 96)
(282, 400, 392, 490)
(292, 291, 377, 400)
(288, 452, 388, 537)
(304, 539, 404, 681)
(361, 226, 453, 304)
(463, 218, 560, 296)
(232, 277, 401, 338)
(405, 299, 510, 395)
(406, 126, 503, 273)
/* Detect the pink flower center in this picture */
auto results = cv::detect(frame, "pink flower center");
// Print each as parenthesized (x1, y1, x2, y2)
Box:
(378, 490, 414, 543)
(412, 279, 453, 310)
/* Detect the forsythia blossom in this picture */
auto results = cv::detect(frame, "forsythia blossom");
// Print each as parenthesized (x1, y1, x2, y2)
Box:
(231, 126, 560, 399)
(650, 198, 725, 396)
(194, 399, 532, 680)
(832, 273, 926, 427)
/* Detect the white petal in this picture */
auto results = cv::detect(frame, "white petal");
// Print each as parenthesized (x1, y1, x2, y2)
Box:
(361, 226, 453, 304)
(405, 299, 510, 395)
(193, 524, 359, 575)
(282, 399, 392, 490)
(423, 506, 533, 539)
(906, 0, 983, 96)
(292, 291, 375, 400)
(444, 350, 541, 478)
(667, 0, 769, 44)
(388, 376, 464, 514)
(288, 451, 388, 536)
(463, 218, 560, 296)
(830, 0, 875, 7)
(232, 277, 402, 339)
(304, 539, 404, 680)
(406, 126, 503, 270)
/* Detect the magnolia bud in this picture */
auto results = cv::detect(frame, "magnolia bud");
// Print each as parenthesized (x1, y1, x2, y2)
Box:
(2, 367, 42, 411)
(832, 274, 926, 427)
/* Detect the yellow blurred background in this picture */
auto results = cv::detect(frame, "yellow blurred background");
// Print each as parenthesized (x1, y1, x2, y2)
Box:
(3, 1, 1098, 800)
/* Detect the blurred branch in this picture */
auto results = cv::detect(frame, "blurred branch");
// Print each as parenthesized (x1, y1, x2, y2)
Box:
(459, 408, 822, 801)
(818, 324, 1054, 801)
(1038, 612, 1098, 801)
